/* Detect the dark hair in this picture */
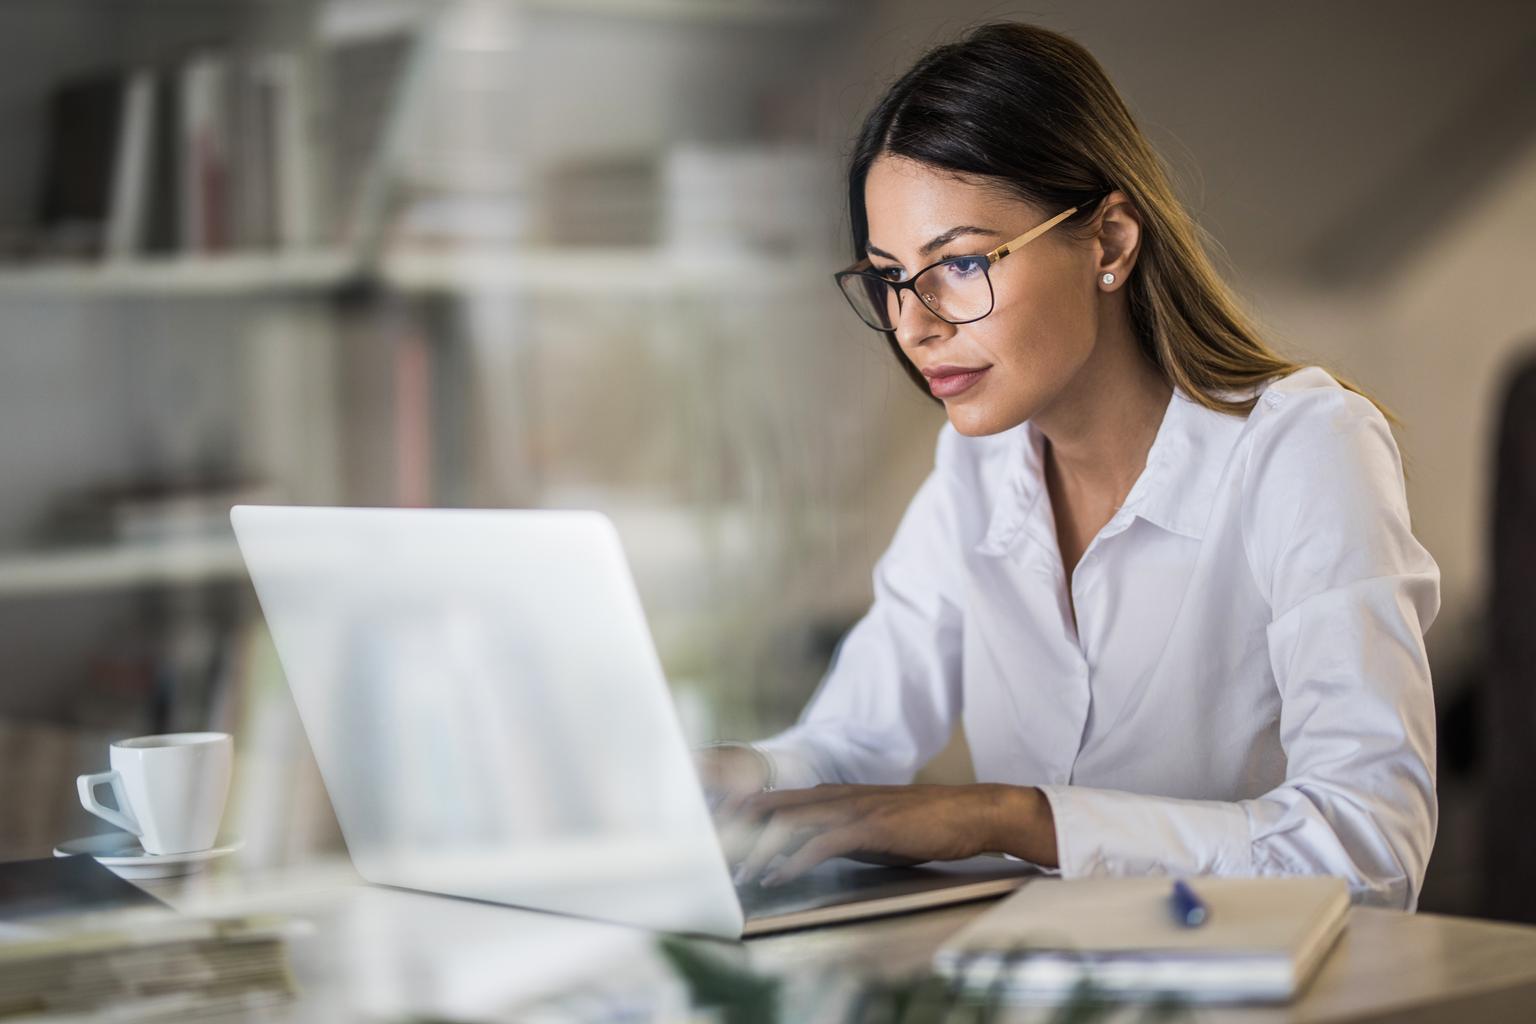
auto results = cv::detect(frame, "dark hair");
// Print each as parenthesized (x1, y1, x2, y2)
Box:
(845, 21, 1389, 420)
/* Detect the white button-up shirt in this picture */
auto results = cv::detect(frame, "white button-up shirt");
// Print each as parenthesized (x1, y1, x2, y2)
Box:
(754, 366, 1440, 910)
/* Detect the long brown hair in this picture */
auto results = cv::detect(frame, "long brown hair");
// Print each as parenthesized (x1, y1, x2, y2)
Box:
(846, 21, 1391, 422)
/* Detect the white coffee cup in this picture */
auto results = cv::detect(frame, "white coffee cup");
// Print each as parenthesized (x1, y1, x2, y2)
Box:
(77, 732, 233, 855)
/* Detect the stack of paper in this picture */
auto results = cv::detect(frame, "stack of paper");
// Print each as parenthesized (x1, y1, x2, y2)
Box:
(934, 876, 1349, 1004)
(0, 906, 298, 1018)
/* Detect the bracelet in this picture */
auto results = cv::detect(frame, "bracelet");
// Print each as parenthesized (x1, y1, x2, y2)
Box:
(703, 740, 777, 792)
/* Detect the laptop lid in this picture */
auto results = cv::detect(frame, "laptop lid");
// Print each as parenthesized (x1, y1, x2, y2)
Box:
(231, 505, 744, 937)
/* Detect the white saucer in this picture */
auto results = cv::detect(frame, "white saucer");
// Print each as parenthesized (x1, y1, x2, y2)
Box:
(53, 833, 243, 880)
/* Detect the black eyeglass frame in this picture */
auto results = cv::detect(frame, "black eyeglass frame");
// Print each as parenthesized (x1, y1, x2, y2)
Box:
(833, 192, 1111, 332)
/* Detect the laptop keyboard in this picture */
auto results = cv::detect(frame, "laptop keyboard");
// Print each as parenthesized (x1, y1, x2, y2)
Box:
(734, 858, 941, 917)
(735, 872, 837, 915)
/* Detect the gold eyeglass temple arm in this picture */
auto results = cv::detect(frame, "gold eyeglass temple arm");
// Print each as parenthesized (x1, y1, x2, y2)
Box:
(986, 204, 1081, 263)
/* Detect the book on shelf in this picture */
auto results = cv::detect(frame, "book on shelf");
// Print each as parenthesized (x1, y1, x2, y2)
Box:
(0, 720, 121, 860)
(36, 70, 124, 259)
(256, 51, 320, 252)
(142, 59, 180, 255)
(28, 32, 413, 268)
(328, 30, 415, 247)
(235, 54, 281, 250)
(179, 51, 234, 253)
(104, 69, 156, 258)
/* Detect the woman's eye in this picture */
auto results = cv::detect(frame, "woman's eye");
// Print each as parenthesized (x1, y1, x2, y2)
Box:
(944, 256, 986, 278)
(876, 266, 905, 282)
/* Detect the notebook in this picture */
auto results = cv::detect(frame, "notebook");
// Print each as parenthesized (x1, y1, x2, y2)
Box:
(934, 875, 1350, 1004)
(0, 856, 168, 921)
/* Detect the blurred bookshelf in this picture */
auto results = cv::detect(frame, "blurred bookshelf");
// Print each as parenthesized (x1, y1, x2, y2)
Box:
(0, 0, 887, 865)
(378, 246, 829, 296)
(0, 251, 356, 297)
(0, 246, 826, 298)
(0, 540, 247, 598)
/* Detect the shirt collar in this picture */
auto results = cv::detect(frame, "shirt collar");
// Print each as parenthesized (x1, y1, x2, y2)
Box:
(974, 384, 1248, 558)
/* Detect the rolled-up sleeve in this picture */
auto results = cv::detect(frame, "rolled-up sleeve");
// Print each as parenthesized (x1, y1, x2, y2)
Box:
(753, 427, 966, 789)
(1038, 389, 1440, 910)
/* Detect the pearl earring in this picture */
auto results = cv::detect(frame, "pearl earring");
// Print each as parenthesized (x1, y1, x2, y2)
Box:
(1101, 272, 1115, 285)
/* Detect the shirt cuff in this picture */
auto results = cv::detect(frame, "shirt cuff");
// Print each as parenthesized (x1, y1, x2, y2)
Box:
(749, 733, 828, 791)
(1036, 784, 1254, 878)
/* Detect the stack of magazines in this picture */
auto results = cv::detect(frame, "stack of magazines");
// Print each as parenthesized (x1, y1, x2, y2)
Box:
(0, 908, 298, 1019)
(0, 857, 298, 1019)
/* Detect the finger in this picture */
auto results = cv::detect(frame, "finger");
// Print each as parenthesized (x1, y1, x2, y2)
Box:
(714, 814, 763, 864)
(693, 763, 723, 811)
(718, 784, 784, 826)
(763, 827, 862, 886)
(710, 791, 736, 820)
(716, 786, 764, 822)
(733, 810, 828, 885)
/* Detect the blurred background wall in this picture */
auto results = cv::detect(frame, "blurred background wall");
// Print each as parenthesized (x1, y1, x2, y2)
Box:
(0, 0, 1531, 921)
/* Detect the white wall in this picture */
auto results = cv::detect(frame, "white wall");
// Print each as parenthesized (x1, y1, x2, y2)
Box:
(1248, 134, 1536, 681)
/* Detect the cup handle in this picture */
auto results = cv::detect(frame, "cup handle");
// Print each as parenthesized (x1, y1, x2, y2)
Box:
(77, 770, 142, 836)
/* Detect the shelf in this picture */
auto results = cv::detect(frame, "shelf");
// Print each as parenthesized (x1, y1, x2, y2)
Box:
(0, 246, 831, 299)
(521, 0, 841, 21)
(0, 539, 248, 597)
(379, 246, 831, 296)
(321, 0, 841, 35)
(0, 251, 358, 297)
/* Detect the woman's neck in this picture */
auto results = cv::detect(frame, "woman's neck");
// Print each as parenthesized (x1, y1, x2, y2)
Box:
(1032, 326, 1172, 505)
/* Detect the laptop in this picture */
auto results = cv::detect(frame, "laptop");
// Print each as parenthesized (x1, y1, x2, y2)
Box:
(230, 505, 1036, 938)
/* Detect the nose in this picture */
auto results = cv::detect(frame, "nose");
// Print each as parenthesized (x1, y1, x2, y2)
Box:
(892, 284, 951, 351)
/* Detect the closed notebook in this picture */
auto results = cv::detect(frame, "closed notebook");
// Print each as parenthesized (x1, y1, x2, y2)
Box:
(934, 875, 1349, 1004)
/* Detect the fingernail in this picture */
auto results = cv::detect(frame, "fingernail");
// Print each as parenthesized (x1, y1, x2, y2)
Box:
(760, 872, 780, 888)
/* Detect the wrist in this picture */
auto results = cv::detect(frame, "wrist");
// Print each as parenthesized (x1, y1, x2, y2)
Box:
(977, 784, 1059, 868)
(703, 740, 776, 792)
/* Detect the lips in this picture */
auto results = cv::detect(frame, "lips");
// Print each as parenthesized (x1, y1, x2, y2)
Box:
(922, 364, 991, 398)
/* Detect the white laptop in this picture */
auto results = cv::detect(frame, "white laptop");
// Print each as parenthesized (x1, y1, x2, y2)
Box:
(230, 505, 1035, 938)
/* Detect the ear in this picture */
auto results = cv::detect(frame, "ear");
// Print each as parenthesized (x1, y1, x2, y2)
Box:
(1093, 191, 1140, 289)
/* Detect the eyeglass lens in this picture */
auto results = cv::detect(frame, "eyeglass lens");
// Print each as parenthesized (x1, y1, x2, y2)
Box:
(838, 257, 993, 330)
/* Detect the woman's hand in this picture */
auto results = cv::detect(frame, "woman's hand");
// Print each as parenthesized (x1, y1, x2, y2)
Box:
(727, 782, 1058, 887)
(693, 744, 770, 818)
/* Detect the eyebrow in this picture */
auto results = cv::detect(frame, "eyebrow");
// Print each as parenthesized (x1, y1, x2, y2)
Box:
(865, 225, 1005, 263)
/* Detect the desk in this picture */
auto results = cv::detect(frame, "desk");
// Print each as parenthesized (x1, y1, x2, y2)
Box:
(133, 859, 1536, 1022)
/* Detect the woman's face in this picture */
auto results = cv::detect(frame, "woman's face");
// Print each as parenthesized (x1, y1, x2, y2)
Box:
(862, 154, 1119, 436)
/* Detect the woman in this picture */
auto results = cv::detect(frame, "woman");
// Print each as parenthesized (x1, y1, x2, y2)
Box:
(698, 21, 1439, 911)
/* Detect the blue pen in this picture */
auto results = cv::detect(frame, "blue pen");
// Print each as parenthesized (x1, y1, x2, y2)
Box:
(1169, 878, 1209, 927)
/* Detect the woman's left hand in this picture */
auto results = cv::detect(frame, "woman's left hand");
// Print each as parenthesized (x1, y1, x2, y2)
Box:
(725, 782, 1056, 887)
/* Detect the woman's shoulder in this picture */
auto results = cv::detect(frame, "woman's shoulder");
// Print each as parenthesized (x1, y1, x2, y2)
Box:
(1235, 365, 1404, 499)
(1243, 365, 1391, 441)
(1235, 365, 1426, 605)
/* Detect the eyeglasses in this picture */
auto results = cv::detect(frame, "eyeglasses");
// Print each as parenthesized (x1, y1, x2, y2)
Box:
(833, 196, 1103, 332)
